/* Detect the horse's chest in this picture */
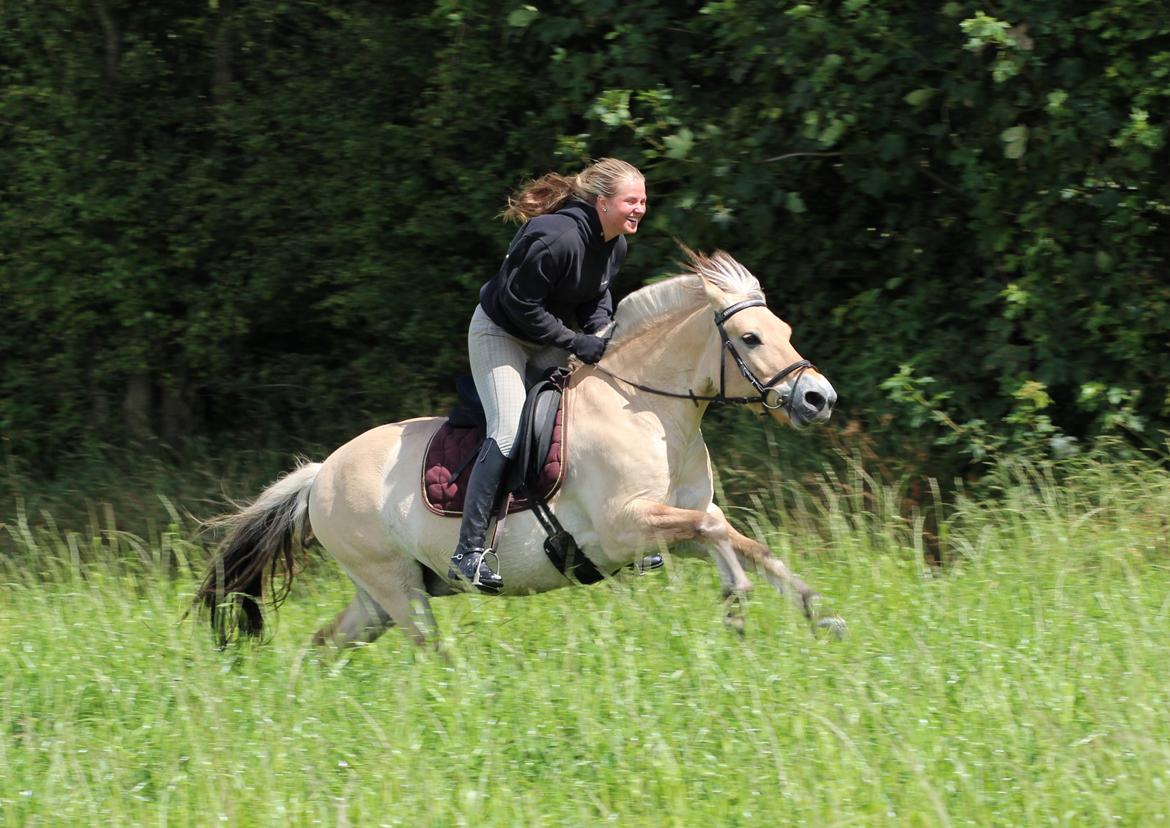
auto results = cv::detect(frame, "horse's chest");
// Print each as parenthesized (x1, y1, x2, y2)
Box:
(657, 439, 713, 508)
(573, 401, 710, 504)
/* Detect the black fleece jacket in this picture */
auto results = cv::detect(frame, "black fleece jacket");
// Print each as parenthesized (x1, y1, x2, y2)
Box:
(479, 199, 624, 349)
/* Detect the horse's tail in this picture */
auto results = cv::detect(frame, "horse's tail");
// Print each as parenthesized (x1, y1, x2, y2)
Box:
(193, 460, 321, 646)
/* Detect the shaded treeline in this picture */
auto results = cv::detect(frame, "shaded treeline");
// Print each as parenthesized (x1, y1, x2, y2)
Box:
(2, 1, 1167, 475)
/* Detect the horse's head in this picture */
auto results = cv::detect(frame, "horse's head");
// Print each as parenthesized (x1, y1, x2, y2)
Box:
(691, 250, 837, 428)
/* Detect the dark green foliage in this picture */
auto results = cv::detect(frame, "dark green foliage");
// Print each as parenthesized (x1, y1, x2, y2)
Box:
(2, 1, 1167, 475)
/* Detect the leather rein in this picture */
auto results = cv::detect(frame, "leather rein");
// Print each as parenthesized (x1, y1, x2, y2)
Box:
(591, 298, 813, 413)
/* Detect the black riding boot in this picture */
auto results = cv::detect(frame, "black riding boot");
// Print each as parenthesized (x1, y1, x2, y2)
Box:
(447, 438, 508, 594)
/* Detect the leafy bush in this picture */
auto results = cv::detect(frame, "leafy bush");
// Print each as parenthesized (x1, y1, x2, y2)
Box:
(2, 2, 1167, 476)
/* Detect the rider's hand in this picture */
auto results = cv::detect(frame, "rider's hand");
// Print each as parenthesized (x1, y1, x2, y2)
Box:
(570, 333, 607, 364)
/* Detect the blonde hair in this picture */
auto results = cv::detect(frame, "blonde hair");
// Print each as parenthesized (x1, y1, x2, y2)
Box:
(501, 157, 644, 223)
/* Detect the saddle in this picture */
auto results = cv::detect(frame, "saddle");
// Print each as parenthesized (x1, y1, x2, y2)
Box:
(422, 369, 568, 517)
(420, 369, 635, 587)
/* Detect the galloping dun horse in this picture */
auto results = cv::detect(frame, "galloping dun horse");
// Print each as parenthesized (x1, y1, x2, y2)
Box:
(196, 249, 842, 648)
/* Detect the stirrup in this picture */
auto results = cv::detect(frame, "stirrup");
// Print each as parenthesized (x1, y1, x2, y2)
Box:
(449, 548, 504, 595)
(634, 553, 665, 574)
(476, 549, 501, 587)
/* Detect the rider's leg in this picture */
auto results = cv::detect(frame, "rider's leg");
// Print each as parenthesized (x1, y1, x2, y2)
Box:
(447, 307, 534, 593)
(447, 437, 509, 592)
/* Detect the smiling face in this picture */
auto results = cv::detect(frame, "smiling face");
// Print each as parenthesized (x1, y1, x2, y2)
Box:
(596, 177, 647, 241)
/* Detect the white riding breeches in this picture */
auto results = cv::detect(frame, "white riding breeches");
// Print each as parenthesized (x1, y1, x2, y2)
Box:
(468, 305, 566, 459)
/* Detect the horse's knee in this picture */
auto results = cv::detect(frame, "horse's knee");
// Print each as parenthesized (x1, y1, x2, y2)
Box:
(695, 513, 730, 543)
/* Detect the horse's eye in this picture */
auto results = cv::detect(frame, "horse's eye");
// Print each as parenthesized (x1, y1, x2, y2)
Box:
(742, 332, 762, 347)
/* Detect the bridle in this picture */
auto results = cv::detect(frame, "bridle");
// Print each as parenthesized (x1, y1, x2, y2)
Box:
(592, 298, 813, 414)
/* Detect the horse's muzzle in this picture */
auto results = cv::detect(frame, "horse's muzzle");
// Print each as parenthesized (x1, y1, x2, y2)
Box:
(785, 374, 837, 427)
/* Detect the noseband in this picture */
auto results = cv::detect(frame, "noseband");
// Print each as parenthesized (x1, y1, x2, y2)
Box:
(592, 299, 813, 415)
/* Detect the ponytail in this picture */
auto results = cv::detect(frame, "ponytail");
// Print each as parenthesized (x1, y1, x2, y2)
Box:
(500, 173, 575, 223)
(500, 157, 644, 224)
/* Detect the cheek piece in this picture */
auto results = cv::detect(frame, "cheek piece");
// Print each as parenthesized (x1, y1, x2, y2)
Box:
(712, 299, 812, 414)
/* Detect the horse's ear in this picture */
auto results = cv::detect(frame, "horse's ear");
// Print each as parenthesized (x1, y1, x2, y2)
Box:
(680, 243, 733, 311)
(700, 275, 729, 311)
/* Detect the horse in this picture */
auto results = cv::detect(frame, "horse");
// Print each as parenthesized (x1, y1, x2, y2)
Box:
(194, 248, 843, 650)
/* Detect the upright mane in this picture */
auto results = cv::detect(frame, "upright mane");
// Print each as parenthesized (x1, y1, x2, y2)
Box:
(682, 248, 766, 301)
(609, 249, 765, 349)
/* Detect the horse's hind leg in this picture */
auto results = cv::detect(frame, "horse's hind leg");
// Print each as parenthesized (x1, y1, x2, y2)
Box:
(312, 584, 394, 649)
(332, 546, 439, 648)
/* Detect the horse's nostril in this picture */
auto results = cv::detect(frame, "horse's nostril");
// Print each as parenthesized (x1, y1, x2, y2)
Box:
(805, 391, 826, 412)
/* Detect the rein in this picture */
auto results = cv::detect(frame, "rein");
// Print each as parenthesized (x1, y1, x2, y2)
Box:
(591, 298, 813, 413)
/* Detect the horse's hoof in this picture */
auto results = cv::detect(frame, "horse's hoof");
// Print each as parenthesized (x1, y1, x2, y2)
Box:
(814, 615, 846, 640)
(802, 593, 844, 639)
(723, 613, 746, 636)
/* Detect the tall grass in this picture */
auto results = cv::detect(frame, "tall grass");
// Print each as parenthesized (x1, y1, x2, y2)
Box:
(2, 454, 1169, 825)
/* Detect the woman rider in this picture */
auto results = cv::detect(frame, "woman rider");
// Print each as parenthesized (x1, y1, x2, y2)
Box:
(449, 158, 648, 593)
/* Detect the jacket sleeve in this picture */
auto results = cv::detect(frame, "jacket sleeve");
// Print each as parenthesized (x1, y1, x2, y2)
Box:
(577, 236, 623, 333)
(577, 289, 614, 334)
(499, 238, 578, 349)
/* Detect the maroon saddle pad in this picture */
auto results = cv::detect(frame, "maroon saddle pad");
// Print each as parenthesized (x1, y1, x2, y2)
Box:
(421, 397, 566, 517)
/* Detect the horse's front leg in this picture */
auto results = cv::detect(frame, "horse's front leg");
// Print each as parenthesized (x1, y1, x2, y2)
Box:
(712, 505, 846, 638)
(625, 500, 754, 598)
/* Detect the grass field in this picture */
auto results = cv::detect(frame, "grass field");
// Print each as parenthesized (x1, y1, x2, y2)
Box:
(2, 457, 1169, 826)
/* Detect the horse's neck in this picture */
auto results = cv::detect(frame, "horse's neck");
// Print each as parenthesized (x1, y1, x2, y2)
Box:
(601, 303, 722, 427)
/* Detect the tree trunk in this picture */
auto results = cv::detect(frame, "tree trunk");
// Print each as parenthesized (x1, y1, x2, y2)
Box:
(122, 373, 153, 443)
(160, 380, 196, 447)
(92, 0, 120, 93)
(212, 0, 237, 106)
